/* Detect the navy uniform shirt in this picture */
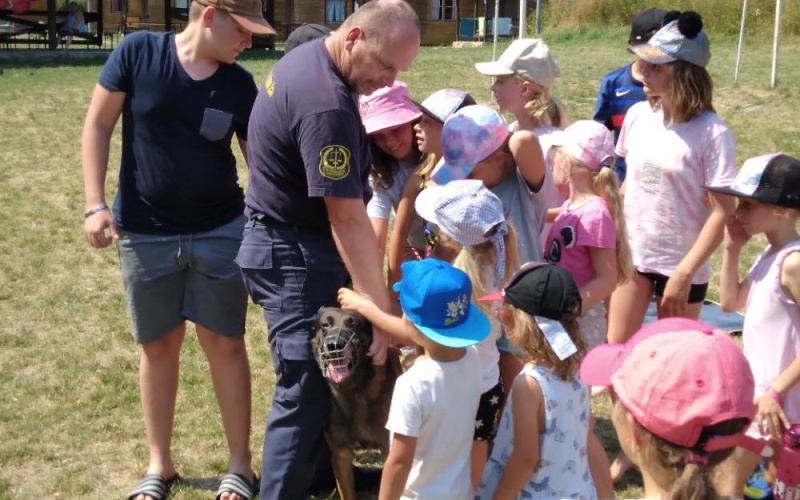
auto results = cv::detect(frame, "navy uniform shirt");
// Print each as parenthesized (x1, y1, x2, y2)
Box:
(98, 31, 256, 234)
(245, 39, 372, 237)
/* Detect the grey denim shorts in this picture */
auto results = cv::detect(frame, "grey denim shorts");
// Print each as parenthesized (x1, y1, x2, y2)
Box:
(117, 215, 247, 344)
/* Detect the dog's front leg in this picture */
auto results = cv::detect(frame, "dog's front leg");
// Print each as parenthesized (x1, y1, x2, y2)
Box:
(325, 432, 356, 500)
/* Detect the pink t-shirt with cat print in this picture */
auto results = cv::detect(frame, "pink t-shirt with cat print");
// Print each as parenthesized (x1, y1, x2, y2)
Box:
(616, 102, 737, 284)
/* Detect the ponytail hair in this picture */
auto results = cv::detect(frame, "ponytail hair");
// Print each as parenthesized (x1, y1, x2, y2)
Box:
(591, 164, 633, 285)
(552, 148, 633, 285)
(453, 222, 520, 317)
(637, 418, 749, 500)
(514, 76, 569, 129)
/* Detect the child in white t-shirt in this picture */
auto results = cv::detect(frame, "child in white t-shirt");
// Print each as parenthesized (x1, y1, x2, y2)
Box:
(338, 259, 489, 500)
(706, 153, 800, 496)
(414, 179, 520, 488)
(476, 262, 596, 500)
(360, 81, 424, 259)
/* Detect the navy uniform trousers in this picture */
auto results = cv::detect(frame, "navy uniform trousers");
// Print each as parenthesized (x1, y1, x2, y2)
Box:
(237, 219, 349, 500)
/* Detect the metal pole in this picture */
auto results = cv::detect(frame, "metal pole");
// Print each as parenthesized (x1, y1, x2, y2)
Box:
(535, 0, 541, 35)
(734, 0, 748, 84)
(492, 0, 499, 60)
(771, 0, 783, 88)
(518, 0, 526, 38)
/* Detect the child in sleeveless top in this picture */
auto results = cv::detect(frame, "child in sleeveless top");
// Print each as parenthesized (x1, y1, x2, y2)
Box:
(476, 262, 596, 499)
(706, 153, 800, 495)
(387, 89, 476, 286)
(546, 120, 633, 351)
(414, 179, 520, 488)
(338, 259, 489, 500)
(580, 317, 763, 500)
(359, 81, 425, 262)
(430, 104, 557, 418)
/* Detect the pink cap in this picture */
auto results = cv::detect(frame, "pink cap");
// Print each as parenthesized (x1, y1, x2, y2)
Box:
(359, 81, 422, 135)
(580, 318, 758, 453)
(557, 120, 614, 171)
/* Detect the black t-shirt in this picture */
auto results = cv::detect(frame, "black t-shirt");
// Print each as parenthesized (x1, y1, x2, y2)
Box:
(245, 38, 371, 237)
(98, 31, 257, 234)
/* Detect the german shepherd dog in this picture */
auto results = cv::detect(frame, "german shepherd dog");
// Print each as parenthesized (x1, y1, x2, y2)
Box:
(312, 307, 401, 500)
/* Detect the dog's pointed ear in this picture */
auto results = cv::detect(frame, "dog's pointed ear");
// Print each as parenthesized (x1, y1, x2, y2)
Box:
(313, 306, 328, 328)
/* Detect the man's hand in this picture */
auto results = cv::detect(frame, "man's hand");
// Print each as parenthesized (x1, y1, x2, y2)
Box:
(84, 210, 118, 248)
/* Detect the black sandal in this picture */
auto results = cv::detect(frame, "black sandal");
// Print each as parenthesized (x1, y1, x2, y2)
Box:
(215, 473, 258, 500)
(127, 473, 181, 500)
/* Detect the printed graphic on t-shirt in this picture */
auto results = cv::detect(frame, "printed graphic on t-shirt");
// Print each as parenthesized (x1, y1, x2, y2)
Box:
(319, 145, 351, 180)
(546, 226, 576, 263)
(640, 159, 661, 194)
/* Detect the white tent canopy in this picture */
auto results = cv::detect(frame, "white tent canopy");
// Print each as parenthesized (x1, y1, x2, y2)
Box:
(735, 0, 784, 87)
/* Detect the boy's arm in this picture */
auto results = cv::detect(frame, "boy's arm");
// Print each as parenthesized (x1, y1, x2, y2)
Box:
(719, 215, 751, 312)
(491, 374, 542, 500)
(592, 77, 613, 131)
(510, 130, 546, 192)
(338, 288, 417, 344)
(378, 433, 417, 500)
(388, 175, 421, 290)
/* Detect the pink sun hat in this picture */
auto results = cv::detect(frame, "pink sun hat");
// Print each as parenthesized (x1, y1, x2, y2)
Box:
(359, 81, 422, 135)
(580, 318, 764, 455)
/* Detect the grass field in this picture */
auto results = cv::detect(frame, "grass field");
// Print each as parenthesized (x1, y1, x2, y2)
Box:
(0, 28, 798, 499)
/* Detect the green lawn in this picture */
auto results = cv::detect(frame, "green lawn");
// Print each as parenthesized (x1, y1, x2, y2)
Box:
(0, 29, 798, 499)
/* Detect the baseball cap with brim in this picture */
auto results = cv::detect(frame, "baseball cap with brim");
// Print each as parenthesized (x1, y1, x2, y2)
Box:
(703, 153, 800, 209)
(430, 105, 509, 185)
(630, 19, 710, 67)
(284, 23, 332, 54)
(629, 8, 667, 44)
(196, 0, 276, 35)
(408, 89, 477, 124)
(360, 81, 422, 135)
(555, 120, 615, 171)
(478, 261, 581, 320)
(393, 259, 491, 348)
(475, 38, 561, 90)
(580, 318, 765, 456)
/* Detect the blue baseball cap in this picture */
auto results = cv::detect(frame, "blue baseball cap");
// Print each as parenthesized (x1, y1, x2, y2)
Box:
(393, 259, 491, 348)
(630, 17, 710, 67)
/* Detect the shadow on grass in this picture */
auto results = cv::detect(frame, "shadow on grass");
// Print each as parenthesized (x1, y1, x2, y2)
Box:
(0, 46, 284, 70)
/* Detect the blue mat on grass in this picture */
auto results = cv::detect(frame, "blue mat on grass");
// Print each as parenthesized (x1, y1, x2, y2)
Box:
(643, 299, 744, 333)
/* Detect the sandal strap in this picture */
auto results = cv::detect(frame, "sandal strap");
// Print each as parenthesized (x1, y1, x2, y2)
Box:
(215, 473, 257, 500)
(128, 474, 178, 500)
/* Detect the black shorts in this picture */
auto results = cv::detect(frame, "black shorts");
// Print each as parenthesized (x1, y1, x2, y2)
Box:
(474, 379, 504, 441)
(637, 270, 708, 304)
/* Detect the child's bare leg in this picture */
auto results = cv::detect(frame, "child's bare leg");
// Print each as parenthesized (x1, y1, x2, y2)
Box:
(606, 273, 653, 344)
(588, 417, 615, 498)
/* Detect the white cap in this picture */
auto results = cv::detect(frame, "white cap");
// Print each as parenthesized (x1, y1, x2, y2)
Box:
(475, 38, 561, 90)
(557, 120, 615, 171)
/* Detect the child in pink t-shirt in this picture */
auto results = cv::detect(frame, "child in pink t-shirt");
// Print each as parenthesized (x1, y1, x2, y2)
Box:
(545, 120, 632, 351)
(708, 153, 800, 495)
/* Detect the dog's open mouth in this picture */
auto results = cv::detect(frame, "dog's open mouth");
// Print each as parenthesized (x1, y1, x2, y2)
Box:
(316, 327, 361, 384)
(325, 355, 353, 383)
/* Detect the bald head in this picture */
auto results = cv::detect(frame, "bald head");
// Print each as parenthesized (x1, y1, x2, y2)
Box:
(340, 0, 420, 37)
